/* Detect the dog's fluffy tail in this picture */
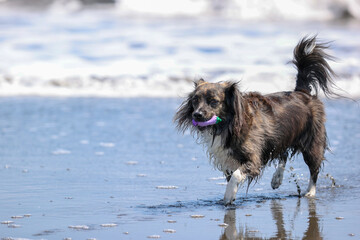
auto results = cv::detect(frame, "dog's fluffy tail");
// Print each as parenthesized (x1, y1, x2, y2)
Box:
(292, 36, 338, 97)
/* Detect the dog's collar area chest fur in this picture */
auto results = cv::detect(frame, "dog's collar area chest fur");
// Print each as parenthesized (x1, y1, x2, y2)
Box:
(192, 115, 222, 127)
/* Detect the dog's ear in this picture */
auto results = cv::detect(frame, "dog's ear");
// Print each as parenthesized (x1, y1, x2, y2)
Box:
(224, 82, 243, 138)
(194, 78, 206, 88)
(174, 91, 195, 133)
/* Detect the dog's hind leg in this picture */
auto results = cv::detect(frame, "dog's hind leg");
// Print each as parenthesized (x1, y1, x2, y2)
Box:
(302, 151, 321, 197)
(224, 169, 246, 205)
(302, 142, 325, 197)
(271, 153, 287, 190)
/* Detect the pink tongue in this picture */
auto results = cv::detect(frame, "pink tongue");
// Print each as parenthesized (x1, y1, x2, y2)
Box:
(192, 115, 218, 127)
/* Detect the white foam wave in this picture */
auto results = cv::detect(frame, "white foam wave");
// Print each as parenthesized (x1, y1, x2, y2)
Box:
(116, 0, 360, 21)
(2, 0, 360, 21)
(0, 7, 359, 98)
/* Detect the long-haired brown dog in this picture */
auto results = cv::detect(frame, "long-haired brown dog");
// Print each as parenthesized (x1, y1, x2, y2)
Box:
(174, 36, 337, 205)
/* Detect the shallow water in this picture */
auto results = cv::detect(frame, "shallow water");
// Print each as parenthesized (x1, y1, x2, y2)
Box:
(0, 97, 359, 239)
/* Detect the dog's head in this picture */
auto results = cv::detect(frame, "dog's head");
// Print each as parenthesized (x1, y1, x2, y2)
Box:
(174, 79, 244, 138)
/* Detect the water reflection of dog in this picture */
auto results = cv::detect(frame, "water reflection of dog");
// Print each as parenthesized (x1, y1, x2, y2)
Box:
(219, 199, 322, 240)
(302, 199, 322, 240)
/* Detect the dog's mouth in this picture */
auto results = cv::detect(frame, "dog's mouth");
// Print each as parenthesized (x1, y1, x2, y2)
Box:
(192, 115, 222, 129)
(193, 121, 209, 131)
(193, 116, 210, 123)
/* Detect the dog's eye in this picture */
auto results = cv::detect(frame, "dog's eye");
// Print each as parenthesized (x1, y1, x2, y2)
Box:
(192, 97, 199, 105)
(210, 99, 219, 107)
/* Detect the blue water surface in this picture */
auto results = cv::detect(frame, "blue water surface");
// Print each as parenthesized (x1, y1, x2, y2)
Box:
(0, 97, 359, 239)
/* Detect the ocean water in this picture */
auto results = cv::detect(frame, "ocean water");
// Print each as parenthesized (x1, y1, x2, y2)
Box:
(0, 97, 359, 240)
(0, 1, 360, 239)
(0, 4, 360, 97)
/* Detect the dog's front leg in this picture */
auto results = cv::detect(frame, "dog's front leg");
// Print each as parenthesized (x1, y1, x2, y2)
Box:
(271, 160, 286, 189)
(271, 153, 288, 189)
(224, 169, 246, 205)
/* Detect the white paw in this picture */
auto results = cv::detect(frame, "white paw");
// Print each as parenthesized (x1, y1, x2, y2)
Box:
(271, 170, 283, 189)
(223, 169, 246, 205)
(303, 192, 315, 198)
(302, 179, 316, 197)
(302, 188, 316, 198)
(224, 187, 237, 205)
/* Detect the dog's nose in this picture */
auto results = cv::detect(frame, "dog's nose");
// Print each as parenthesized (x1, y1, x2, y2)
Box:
(192, 112, 203, 120)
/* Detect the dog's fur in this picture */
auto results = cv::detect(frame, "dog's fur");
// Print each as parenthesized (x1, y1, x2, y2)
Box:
(174, 36, 337, 205)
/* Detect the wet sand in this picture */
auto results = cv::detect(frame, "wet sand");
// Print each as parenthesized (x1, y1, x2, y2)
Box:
(0, 97, 359, 239)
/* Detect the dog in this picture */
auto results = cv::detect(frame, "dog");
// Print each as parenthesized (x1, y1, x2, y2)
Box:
(174, 36, 338, 205)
